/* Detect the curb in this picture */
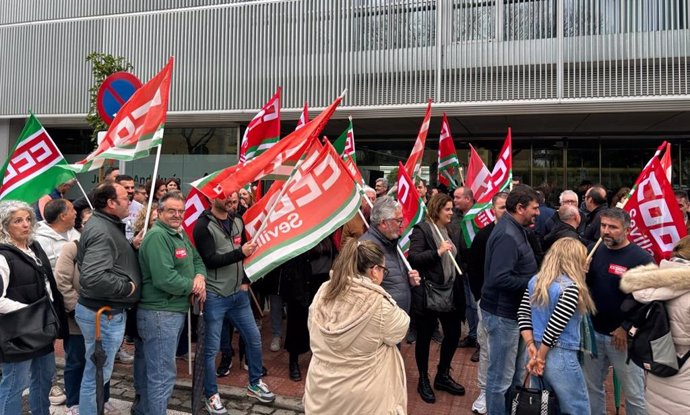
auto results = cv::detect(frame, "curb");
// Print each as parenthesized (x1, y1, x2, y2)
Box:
(55, 357, 305, 413)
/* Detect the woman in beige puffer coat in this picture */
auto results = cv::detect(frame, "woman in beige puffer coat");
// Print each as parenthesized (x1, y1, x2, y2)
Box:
(620, 236, 690, 415)
(304, 239, 410, 415)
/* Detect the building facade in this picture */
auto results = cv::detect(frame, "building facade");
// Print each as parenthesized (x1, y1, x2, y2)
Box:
(1, 0, 689, 199)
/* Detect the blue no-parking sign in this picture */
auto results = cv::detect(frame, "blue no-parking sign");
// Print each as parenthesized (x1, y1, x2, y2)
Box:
(96, 72, 143, 125)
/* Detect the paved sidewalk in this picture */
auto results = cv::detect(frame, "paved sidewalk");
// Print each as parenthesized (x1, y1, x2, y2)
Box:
(40, 358, 304, 415)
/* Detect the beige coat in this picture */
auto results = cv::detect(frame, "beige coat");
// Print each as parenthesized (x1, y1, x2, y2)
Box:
(54, 241, 81, 335)
(620, 259, 690, 415)
(304, 276, 410, 415)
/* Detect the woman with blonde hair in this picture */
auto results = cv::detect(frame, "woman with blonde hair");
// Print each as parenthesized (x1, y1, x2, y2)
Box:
(517, 237, 596, 414)
(621, 235, 690, 414)
(304, 239, 409, 414)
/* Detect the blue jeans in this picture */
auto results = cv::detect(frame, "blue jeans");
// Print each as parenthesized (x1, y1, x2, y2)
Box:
(535, 344, 590, 414)
(204, 290, 263, 397)
(75, 303, 126, 415)
(63, 333, 111, 408)
(137, 308, 186, 415)
(0, 352, 55, 415)
(484, 311, 526, 415)
(582, 331, 646, 415)
(476, 303, 489, 391)
(463, 277, 478, 339)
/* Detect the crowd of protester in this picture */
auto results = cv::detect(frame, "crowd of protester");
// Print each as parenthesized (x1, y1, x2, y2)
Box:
(1, 170, 690, 415)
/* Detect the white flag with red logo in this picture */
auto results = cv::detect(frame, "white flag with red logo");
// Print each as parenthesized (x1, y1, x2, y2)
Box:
(397, 162, 426, 255)
(65, 58, 173, 173)
(0, 113, 76, 203)
(295, 102, 309, 131)
(623, 156, 687, 262)
(182, 187, 211, 245)
(403, 99, 432, 179)
(242, 141, 361, 281)
(239, 88, 281, 162)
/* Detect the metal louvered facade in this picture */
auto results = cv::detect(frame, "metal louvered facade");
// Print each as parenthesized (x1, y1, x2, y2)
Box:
(1, 0, 689, 122)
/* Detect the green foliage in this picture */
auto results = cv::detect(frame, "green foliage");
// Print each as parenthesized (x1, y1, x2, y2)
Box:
(85, 52, 134, 148)
(386, 166, 399, 185)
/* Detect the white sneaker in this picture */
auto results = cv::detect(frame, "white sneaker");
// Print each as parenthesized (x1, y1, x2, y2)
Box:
(48, 385, 66, 405)
(269, 336, 281, 352)
(103, 401, 122, 415)
(472, 391, 487, 414)
(115, 347, 134, 364)
(66, 405, 80, 415)
(205, 393, 228, 415)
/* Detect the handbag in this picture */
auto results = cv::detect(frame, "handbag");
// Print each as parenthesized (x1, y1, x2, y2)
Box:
(423, 276, 455, 313)
(0, 294, 59, 362)
(510, 373, 559, 415)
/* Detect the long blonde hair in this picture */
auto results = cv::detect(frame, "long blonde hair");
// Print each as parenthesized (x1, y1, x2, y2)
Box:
(532, 238, 596, 314)
(322, 239, 384, 302)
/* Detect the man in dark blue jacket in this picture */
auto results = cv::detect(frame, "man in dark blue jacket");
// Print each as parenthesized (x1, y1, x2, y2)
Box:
(481, 185, 540, 415)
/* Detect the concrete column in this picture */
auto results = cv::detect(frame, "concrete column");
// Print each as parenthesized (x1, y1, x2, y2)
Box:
(0, 119, 10, 162)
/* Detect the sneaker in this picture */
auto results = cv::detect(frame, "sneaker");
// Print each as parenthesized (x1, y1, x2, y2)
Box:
(472, 391, 487, 414)
(115, 347, 134, 364)
(216, 353, 233, 377)
(269, 336, 281, 352)
(66, 405, 80, 415)
(48, 385, 66, 405)
(205, 393, 228, 415)
(103, 400, 122, 415)
(247, 380, 276, 403)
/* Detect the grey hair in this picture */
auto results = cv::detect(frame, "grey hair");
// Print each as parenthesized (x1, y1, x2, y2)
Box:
(157, 190, 186, 210)
(375, 177, 389, 189)
(559, 205, 580, 222)
(559, 190, 578, 205)
(600, 207, 631, 229)
(0, 200, 36, 245)
(370, 196, 400, 225)
(363, 186, 376, 196)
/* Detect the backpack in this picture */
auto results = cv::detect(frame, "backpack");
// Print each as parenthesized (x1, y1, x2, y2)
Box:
(626, 300, 690, 377)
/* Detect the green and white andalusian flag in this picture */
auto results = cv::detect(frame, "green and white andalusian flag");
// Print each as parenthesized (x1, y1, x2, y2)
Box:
(0, 114, 76, 203)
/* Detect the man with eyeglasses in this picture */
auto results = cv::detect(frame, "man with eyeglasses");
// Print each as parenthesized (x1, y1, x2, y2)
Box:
(580, 185, 608, 245)
(136, 191, 207, 414)
(359, 196, 420, 316)
(75, 183, 142, 415)
(133, 184, 149, 205)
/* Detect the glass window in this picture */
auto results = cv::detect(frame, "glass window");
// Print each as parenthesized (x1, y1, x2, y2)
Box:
(454, 0, 496, 41)
(504, 0, 556, 40)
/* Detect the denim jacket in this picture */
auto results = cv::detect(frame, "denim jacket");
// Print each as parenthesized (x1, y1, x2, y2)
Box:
(529, 275, 582, 351)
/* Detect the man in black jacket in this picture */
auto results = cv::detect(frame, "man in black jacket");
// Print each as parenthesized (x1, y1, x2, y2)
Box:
(580, 184, 607, 244)
(466, 191, 507, 414)
(76, 183, 141, 415)
(542, 204, 584, 251)
(481, 185, 540, 415)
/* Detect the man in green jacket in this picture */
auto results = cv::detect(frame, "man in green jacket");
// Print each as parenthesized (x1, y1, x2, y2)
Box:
(136, 191, 207, 415)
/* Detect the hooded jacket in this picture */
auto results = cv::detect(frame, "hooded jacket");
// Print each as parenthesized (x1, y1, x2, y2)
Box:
(621, 259, 690, 415)
(34, 221, 81, 270)
(304, 277, 410, 414)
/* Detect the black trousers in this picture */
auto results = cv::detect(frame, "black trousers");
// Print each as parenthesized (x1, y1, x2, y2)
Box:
(414, 307, 462, 375)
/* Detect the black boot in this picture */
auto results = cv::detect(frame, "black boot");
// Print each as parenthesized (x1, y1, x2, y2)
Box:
(434, 366, 465, 396)
(417, 373, 436, 403)
(289, 356, 302, 381)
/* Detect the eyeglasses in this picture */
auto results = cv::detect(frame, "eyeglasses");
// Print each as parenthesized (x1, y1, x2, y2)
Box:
(561, 200, 578, 205)
(163, 209, 186, 216)
(371, 264, 389, 278)
(387, 217, 404, 225)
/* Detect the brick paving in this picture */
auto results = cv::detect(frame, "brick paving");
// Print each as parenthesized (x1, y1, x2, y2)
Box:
(46, 315, 625, 414)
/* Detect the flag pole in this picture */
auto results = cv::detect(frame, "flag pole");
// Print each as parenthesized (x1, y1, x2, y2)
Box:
(142, 145, 163, 238)
(431, 222, 463, 276)
(73, 179, 94, 210)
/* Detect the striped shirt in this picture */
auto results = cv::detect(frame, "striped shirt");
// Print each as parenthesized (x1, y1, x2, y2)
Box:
(517, 282, 580, 348)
